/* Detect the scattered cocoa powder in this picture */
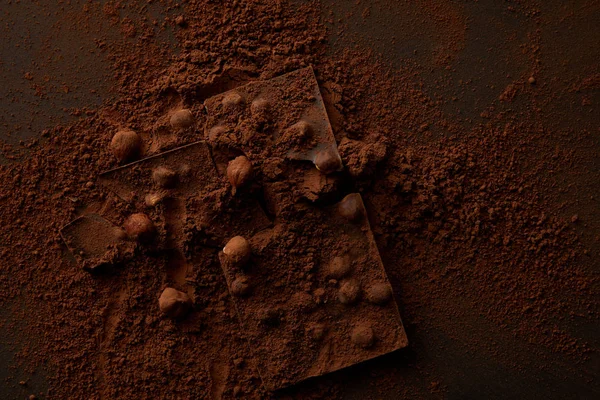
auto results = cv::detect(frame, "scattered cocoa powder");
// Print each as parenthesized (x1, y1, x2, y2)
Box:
(0, 0, 598, 399)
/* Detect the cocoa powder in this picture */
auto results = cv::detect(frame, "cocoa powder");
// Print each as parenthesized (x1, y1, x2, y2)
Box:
(0, 0, 598, 399)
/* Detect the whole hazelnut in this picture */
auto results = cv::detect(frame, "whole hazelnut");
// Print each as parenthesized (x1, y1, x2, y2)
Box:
(366, 282, 392, 305)
(338, 193, 364, 223)
(226, 156, 252, 194)
(314, 147, 342, 174)
(169, 109, 194, 129)
(231, 275, 251, 297)
(338, 279, 361, 305)
(152, 166, 177, 188)
(123, 213, 156, 242)
(351, 324, 374, 348)
(327, 256, 352, 279)
(159, 287, 192, 318)
(110, 129, 141, 163)
(223, 236, 251, 268)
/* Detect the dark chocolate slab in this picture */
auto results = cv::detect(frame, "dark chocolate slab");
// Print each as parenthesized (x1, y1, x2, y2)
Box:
(219, 193, 408, 390)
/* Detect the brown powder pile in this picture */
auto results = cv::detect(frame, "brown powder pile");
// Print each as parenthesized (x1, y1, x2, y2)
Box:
(0, 0, 598, 399)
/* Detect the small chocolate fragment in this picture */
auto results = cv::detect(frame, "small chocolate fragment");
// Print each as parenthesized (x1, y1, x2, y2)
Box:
(338, 193, 364, 223)
(159, 287, 192, 318)
(338, 279, 361, 305)
(231, 275, 251, 297)
(223, 236, 251, 268)
(110, 129, 141, 163)
(227, 156, 253, 194)
(123, 213, 156, 242)
(351, 324, 374, 348)
(314, 147, 342, 174)
(327, 255, 352, 279)
(152, 166, 177, 188)
(366, 282, 392, 305)
(169, 109, 194, 129)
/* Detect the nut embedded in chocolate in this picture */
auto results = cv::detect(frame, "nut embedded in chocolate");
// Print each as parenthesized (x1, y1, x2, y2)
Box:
(314, 147, 342, 174)
(112, 226, 128, 241)
(223, 236, 251, 268)
(159, 287, 192, 318)
(169, 109, 195, 129)
(250, 97, 270, 119)
(123, 213, 156, 242)
(338, 279, 361, 305)
(291, 120, 312, 138)
(222, 91, 243, 108)
(227, 156, 253, 194)
(231, 275, 251, 297)
(338, 193, 364, 223)
(110, 129, 141, 163)
(208, 125, 227, 142)
(327, 255, 352, 279)
(351, 323, 374, 348)
(152, 166, 177, 188)
(306, 322, 327, 341)
(144, 192, 165, 207)
(366, 282, 392, 305)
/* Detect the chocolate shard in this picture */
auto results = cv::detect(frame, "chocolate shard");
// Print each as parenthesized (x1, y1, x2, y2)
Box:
(60, 214, 134, 272)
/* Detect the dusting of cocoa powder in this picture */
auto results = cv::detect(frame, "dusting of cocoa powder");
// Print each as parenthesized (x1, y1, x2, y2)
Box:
(0, 0, 598, 399)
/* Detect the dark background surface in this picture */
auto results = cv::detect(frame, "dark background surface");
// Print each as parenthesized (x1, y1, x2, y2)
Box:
(1, 1, 598, 399)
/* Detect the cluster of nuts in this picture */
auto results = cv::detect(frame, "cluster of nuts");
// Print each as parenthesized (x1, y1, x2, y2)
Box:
(103, 84, 396, 360)
(323, 225, 392, 348)
(328, 255, 392, 308)
(109, 108, 195, 164)
(207, 87, 343, 175)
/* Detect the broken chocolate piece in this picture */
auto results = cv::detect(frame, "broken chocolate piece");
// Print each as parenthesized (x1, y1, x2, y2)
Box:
(60, 214, 134, 272)
(218, 193, 407, 391)
(204, 67, 343, 173)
